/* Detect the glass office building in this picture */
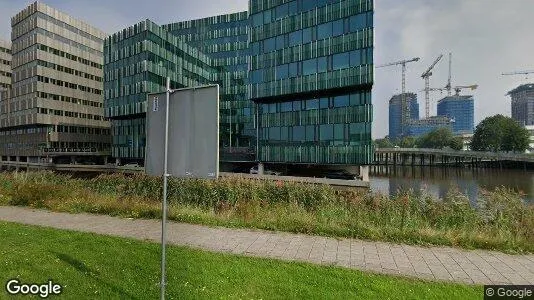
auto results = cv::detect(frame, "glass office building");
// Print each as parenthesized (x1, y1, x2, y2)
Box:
(104, 20, 215, 161)
(508, 84, 534, 126)
(437, 95, 474, 134)
(388, 93, 419, 140)
(104, 0, 375, 166)
(162, 12, 255, 161)
(405, 116, 453, 138)
(248, 0, 374, 164)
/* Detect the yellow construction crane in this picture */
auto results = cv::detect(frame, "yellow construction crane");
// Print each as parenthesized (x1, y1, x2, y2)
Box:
(377, 57, 420, 129)
(502, 70, 534, 80)
(421, 54, 444, 118)
(454, 85, 478, 96)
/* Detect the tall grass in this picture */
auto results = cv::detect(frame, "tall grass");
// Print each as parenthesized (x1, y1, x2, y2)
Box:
(0, 171, 532, 253)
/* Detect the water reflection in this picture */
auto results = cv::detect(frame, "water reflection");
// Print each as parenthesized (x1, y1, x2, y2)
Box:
(370, 166, 534, 205)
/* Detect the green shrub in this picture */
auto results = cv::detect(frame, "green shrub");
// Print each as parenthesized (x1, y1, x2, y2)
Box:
(0, 171, 532, 253)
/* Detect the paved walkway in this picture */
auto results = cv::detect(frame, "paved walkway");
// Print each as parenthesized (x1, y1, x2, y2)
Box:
(1, 206, 533, 285)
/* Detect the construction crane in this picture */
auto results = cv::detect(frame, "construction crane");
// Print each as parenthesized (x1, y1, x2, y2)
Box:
(454, 85, 478, 96)
(377, 57, 420, 129)
(502, 70, 534, 80)
(445, 53, 453, 96)
(421, 54, 444, 118)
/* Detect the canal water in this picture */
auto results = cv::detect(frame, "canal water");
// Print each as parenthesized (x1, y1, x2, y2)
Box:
(370, 166, 534, 204)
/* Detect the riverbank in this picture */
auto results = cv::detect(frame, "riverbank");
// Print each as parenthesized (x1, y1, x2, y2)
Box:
(0, 171, 532, 253)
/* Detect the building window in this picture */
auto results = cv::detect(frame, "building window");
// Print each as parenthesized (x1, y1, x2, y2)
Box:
(319, 97, 329, 109)
(289, 62, 299, 77)
(350, 49, 361, 67)
(317, 22, 333, 40)
(280, 101, 292, 112)
(306, 99, 319, 110)
(334, 95, 349, 108)
(332, 19, 344, 36)
(333, 52, 350, 70)
(303, 58, 317, 75)
(293, 126, 305, 142)
(306, 125, 316, 142)
(317, 56, 328, 73)
(303, 27, 313, 43)
(277, 64, 289, 80)
(320, 124, 333, 141)
(289, 30, 302, 47)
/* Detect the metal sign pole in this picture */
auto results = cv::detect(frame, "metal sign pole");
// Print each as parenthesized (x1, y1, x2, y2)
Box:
(160, 77, 171, 300)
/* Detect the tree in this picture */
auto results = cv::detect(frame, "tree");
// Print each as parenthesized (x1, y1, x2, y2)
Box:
(398, 136, 417, 148)
(471, 115, 529, 153)
(374, 137, 394, 148)
(449, 137, 464, 151)
(416, 127, 460, 150)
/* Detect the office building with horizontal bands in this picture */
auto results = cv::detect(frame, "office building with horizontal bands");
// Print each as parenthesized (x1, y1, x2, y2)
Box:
(0, 39, 11, 90)
(249, 0, 374, 165)
(0, 40, 11, 116)
(0, 2, 110, 163)
(388, 93, 419, 140)
(437, 95, 474, 135)
(406, 116, 453, 138)
(509, 83, 534, 126)
(105, 0, 374, 168)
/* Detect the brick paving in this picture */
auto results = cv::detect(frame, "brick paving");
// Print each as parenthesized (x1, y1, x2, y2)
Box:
(1, 206, 533, 285)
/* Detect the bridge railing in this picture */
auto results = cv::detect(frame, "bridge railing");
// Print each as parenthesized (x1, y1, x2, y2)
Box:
(375, 148, 534, 162)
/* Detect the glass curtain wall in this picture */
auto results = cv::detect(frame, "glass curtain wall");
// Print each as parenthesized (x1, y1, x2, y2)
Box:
(248, 0, 374, 164)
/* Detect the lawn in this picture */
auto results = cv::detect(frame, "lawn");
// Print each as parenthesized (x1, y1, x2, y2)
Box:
(0, 221, 482, 299)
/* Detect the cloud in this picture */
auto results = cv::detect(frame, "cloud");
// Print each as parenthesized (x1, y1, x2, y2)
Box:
(1, 0, 533, 139)
(374, 0, 534, 138)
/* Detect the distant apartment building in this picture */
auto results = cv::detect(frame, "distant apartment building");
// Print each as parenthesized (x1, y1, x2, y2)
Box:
(437, 95, 474, 134)
(405, 116, 453, 138)
(0, 39, 11, 90)
(388, 93, 419, 140)
(525, 125, 534, 153)
(0, 40, 12, 120)
(509, 83, 534, 126)
(0, 2, 110, 163)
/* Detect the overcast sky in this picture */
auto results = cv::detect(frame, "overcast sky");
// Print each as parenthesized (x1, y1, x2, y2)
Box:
(1, 0, 533, 138)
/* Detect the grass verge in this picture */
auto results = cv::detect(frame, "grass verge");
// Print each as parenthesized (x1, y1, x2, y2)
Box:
(0, 221, 482, 299)
(0, 171, 533, 253)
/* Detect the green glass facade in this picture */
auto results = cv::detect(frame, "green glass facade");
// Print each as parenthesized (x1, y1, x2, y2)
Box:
(162, 12, 254, 161)
(248, 0, 374, 164)
(104, 20, 215, 160)
(104, 0, 374, 166)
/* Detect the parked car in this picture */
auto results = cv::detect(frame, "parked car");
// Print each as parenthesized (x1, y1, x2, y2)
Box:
(323, 170, 357, 180)
(249, 166, 282, 176)
(123, 163, 140, 168)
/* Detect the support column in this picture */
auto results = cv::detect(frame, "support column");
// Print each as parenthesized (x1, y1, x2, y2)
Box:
(257, 163, 264, 175)
(115, 158, 121, 166)
(359, 166, 369, 182)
